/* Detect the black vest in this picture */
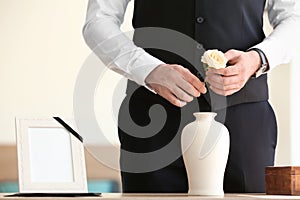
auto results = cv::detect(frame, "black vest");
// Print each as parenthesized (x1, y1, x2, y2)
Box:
(127, 0, 268, 109)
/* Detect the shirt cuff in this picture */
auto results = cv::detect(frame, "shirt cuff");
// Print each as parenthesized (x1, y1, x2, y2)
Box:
(130, 52, 165, 87)
(251, 38, 287, 71)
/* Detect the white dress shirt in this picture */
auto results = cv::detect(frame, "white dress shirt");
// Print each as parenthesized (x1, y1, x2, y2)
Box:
(83, 0, 300, 87)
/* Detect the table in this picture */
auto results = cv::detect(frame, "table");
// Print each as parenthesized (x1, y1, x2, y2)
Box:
(1, 193, 300, 200)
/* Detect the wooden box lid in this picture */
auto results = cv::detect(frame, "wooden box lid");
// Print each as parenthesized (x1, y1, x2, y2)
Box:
(266, 166, 300, 175)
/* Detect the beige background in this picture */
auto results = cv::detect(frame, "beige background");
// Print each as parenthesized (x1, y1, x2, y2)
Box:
(0, 0, 299, 165)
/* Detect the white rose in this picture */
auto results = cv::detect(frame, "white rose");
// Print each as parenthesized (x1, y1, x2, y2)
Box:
(201, 49, 228, 69)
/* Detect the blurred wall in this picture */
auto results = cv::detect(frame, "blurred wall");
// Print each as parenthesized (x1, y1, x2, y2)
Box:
(0, 0, 297, 165)
(0, 0, 133, 145)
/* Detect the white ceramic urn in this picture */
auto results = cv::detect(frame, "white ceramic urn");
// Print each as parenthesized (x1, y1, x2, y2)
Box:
(181, 112, 230, 196)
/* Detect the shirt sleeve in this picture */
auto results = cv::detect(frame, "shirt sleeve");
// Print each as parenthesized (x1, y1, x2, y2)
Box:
(252, 0, 300, 70)
(82, 0, 165, 86)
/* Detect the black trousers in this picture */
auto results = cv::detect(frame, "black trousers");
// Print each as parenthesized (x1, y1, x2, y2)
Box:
(118, 87, 277, 193)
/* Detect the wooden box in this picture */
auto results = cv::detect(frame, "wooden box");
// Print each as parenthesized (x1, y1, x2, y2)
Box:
(265, 166, 300, 195)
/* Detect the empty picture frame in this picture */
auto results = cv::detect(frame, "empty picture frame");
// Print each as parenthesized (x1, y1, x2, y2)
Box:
(15, 118, 88, 193)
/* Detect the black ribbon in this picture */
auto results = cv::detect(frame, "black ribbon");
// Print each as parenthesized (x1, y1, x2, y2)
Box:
(53, 117, 83, 143)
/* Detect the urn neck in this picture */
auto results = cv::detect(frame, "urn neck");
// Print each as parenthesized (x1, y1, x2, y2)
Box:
(193, 112, 217, 122)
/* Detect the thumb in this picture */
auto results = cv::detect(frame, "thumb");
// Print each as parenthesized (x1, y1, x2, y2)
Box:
(224, 49, 242, 64)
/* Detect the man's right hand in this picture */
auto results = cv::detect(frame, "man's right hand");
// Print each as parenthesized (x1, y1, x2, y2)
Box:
(145, 64, 207, 107)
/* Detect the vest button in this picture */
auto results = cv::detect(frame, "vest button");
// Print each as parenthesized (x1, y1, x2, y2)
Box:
(197, 44, 204, 50)
(196, 17, 205, 24)
(196, 71, 203, 79)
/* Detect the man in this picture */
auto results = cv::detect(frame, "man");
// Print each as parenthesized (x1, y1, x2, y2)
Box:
(83, 0, 300, 193)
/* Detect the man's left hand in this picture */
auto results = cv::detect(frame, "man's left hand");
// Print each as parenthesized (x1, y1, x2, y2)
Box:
(205, 49, 261, 96)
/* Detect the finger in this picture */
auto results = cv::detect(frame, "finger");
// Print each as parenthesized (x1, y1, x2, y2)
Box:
(176, 77, 201, 97)
(173, 65, 207, 94)
(171, 85, 194, 103)
(207, 65, 240, 77)
(158, 88, 187, 107)
(206, 70, 227, 86)
(206, 70, 241, 86)
(224, 49, 241, 62)
(205, 73, 224, 89)
(162, 78, 193, 102)
(152, 84, 187, 107)
(206, 76, 241, 91)
(209, 85, 239, 96)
